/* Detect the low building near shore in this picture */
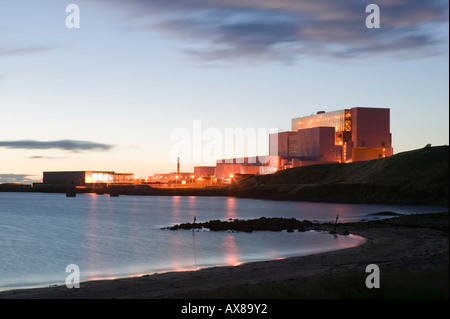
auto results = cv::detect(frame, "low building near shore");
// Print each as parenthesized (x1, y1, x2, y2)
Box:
(41, 171, 134, 187)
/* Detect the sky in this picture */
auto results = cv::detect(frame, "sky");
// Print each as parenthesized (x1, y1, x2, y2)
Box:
(0, 0, 449, 184)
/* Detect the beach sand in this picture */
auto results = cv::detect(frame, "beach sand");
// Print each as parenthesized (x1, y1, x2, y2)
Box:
(0, 213, 447, 299)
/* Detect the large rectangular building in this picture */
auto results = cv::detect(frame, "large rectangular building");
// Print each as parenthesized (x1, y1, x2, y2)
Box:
(273, 107, 393, 163)
(296, 126, 341, 161)
(194, 166, 216, 178)
(350, 107, 393, 161)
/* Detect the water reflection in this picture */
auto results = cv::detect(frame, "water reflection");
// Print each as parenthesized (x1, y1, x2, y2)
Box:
(225, 197, 237, 220)
(188, 196, 198, 226)
(170, 196, 181, 225)
(335, 234, 366, 249)
(86, 194, 100, 279)
(192, 231, 198, 270)
(222, 234, 240, 266)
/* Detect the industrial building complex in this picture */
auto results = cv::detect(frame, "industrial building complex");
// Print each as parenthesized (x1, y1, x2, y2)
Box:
(210, 106, 393, 181)
(275, 107, 392, 165)
(41, 107, 393, 186)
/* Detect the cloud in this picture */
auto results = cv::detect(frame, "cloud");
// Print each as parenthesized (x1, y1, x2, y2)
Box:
(0, 140, 114, 152)
(28, 156, 65, 159)
(0, 45, 55, 57)
(0, 174, 40, 184)
(93, 0, 449, 63)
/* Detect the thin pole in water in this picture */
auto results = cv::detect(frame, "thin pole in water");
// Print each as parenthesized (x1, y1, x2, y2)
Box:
(333, 214, 339, 234)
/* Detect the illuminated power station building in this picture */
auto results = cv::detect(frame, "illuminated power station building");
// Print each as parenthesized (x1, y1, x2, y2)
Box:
(277, 107, 393, 163)
(214, 107, 393, 180)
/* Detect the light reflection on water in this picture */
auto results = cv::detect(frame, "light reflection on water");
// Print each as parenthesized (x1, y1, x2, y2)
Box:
(0, 192, 445, 291)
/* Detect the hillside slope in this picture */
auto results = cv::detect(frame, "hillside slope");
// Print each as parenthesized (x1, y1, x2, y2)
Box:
(230, 145, 449, 206)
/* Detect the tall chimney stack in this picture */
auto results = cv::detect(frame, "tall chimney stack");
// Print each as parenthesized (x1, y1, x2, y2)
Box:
(177, 157, 180, 174)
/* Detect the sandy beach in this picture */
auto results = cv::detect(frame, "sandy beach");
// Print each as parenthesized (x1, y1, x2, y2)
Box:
(0, 212, 447, 299)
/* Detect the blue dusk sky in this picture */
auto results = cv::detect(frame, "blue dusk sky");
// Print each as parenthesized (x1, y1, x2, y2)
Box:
(0, 0, 449, 183)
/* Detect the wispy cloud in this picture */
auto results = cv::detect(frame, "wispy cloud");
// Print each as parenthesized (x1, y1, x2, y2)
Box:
(94, 0, 448, 63)
(0, 140, 114, 152)
(0, 45, 55, 57)
(27, 155, 65, 159)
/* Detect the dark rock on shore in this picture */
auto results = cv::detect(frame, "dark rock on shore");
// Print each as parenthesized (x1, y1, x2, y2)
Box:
(168, 217, 333, 233)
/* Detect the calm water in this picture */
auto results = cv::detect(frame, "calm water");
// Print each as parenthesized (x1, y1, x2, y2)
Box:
(0, 192, 445, 291)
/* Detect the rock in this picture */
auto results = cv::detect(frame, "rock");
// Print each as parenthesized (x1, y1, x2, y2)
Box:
(167, 217, 316, 232)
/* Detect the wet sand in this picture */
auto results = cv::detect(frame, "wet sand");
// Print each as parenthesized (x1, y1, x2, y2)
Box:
(0, 213, 447, 299)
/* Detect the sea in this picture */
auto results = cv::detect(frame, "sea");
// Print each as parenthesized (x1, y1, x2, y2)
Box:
(0, 192, 446, 291)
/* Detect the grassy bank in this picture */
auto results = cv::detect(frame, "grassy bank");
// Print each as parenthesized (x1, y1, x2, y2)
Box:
(230, 145, 449, 206)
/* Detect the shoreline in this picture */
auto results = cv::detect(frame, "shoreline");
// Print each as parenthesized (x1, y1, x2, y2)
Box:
(0, 212, 447, 299)
(2, 146, 448, 210)
(1, 188, 448, 210)
(0, 228, 367, 294)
